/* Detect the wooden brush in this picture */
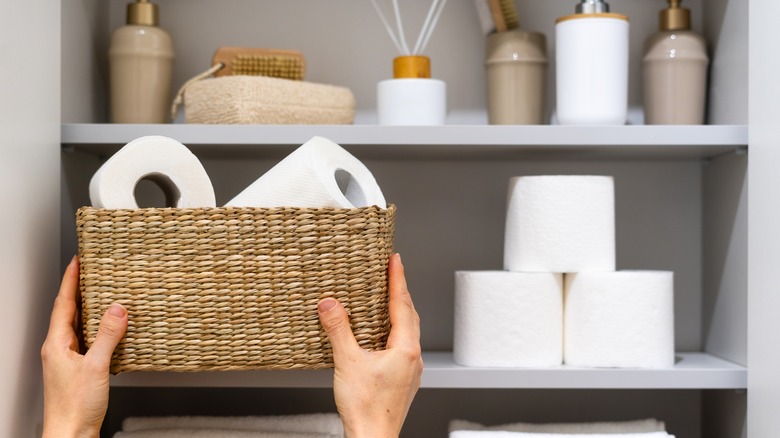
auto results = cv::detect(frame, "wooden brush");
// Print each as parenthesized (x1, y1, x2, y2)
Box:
(211, 47, 306, 80)
(475, 0, 519, 34)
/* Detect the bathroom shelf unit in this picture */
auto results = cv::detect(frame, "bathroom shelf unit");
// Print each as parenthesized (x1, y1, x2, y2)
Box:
(109, 352, 746, 389)
(62, 123, 747, 160)
(46, 0, 758, 437)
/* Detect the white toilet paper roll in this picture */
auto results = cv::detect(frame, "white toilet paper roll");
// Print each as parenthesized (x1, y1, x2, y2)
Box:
(564, 270, 675, 368)
(453, 271, 563, 367)
(504, 175, 615, 273)
(225, 136, 386, 209)
(89, 136, 216, 209)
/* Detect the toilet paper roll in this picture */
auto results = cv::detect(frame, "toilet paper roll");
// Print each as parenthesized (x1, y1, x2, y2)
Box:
(564, 270, 675, 368)
(453, 271, 563, 367)
(504, 175, 615, 273)
(225, 136, 386, 208)
(89, 136, 216, 209)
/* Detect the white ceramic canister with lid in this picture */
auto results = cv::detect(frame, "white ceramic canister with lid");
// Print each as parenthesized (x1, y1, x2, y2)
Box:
(555, 2, 629, 125)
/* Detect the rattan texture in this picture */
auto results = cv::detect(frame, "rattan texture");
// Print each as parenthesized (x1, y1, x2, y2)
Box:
(76, 205, 395, 373)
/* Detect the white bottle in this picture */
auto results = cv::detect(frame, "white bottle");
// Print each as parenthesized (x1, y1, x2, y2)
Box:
(555, 0, 629, 125)
(109, 0, 174, 124)
(377, 56, 446, 125)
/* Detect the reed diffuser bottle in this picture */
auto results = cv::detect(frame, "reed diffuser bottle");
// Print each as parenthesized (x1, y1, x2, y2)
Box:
(643, 0, 709, 125)
(372, 0, 448, 125)
(109, 0, 174, 123)
(555, 0, 629, 125)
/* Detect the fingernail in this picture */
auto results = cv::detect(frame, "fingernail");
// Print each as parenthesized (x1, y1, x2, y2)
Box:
(395, 253, 402, 264)
(108, 303, 126, 318)
(69, 255, 78, 267)
(318, 298, 337, 313)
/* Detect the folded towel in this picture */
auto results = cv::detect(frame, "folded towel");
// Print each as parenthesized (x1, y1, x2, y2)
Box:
(449, 418, 666, 434)
(449, 432, 674, 438)
(113, 430, 333, 438)
(122, 414, 343, 437)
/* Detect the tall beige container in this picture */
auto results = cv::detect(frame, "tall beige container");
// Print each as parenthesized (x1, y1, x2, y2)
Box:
(109, 0, 174, 123)
(485, 30, 547, 125)
(642, 0, 709, 125)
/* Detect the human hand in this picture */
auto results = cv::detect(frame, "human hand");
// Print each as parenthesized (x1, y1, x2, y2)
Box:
(41, 256, 128, 438)
(317, 253, 423, 438)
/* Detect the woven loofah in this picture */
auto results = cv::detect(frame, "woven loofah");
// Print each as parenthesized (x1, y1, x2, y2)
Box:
(76, 205, 394, 373)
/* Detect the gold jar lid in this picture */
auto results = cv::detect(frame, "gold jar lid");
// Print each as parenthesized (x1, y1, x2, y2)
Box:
(393, 56, 431, 79)
(556, 12, 629, 24)
(660, 0, 691, 31)
(127, 0, 159, 26)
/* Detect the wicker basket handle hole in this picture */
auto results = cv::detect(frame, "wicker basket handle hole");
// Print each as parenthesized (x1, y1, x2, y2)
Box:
(134, 173, 181, 208)
(335, 168, 367, 207)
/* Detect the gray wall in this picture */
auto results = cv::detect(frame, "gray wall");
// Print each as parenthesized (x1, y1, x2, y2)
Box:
(0, 0, 61, 436)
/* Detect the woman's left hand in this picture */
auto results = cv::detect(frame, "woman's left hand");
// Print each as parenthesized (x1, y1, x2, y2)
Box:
(41, 256, 128, 438)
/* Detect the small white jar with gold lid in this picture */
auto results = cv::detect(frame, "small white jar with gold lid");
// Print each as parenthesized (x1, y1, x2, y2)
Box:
(377, 55, 446, 126)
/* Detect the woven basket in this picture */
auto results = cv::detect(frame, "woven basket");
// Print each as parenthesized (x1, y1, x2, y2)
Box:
(76, 205, 395, 373)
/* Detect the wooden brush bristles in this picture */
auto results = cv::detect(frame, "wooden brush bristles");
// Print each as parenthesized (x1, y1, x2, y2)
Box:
(212, 47, 306, 80)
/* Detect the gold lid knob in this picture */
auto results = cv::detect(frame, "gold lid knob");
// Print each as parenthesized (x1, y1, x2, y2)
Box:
(393, 56, 431, 79)
(660, 0, 690, 31)
(127, 0, 159, 26)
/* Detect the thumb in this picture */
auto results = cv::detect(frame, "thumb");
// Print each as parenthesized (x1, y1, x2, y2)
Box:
(318, 298, 360, 359)
(85, 303, 127, 369)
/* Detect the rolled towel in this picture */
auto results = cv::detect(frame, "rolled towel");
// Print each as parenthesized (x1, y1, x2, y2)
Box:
(122, 414, 343, 437)
(449, 418, 666, 434)
(449, 432, 674, 438)
(114, 430, 333, 438)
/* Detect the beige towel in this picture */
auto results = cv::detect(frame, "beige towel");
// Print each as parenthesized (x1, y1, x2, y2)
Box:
(122, 414, 343, 437)
(114, 430, 332, 438)
(449, 418, 666, 434)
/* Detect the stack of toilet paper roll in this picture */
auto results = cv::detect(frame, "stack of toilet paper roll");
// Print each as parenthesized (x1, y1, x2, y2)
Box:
(454, 175, 674, 368)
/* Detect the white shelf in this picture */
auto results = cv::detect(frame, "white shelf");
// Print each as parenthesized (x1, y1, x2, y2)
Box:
(421, 352, 746, 389)
(110, 351, 746, 389)
(62, 124, 747, 160)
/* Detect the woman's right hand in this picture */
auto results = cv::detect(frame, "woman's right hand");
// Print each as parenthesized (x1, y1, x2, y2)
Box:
(317, 253, 423, 438)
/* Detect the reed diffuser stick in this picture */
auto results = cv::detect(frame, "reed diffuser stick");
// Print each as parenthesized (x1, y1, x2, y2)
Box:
(370, 0, 404, 53)
(416, 0, 448, 54)
(391, 0, 411, 54)
(370, 0, 449, 56)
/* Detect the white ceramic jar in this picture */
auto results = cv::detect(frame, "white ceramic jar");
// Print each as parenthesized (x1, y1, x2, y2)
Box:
(555, 12, 629, 125)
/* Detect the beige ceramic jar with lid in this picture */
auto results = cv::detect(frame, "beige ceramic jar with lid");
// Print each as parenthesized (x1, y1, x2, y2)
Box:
(485, 30, 547, 125)
(109, 0, 174, 123)
(642, 0, 709, 125)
